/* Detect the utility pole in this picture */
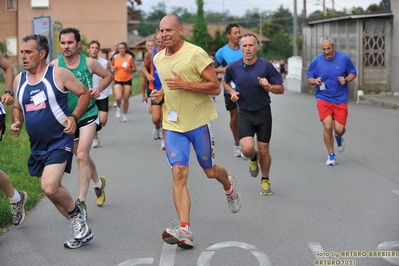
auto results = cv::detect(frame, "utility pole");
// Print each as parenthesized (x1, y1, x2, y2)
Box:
(259, 13, 262, 48)
(303, 0, 307, 25)
(323, 0, 326, 15)
(293, 0, 298, 56)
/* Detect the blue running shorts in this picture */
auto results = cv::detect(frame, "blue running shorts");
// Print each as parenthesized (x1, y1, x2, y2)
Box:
(164, 123, 215, 169)
(28, 149, 73, 177)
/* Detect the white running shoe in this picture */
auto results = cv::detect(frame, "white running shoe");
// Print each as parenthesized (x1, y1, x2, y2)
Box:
(10, 190, 28, 226)
(64, 206, 92, 249)
(227, 176, 241, 213)
(122, 115, 127, 122)
(233, 145, 242, 157)
(91, 138, 100, 148)
(116, 108, 121, 118)
(152, 128, 161, 140)
(335, 136, 345, 153)
(161, 140, 165, 150)
(158, 128, 163, 139)
(326, 153, 336, 166)
(162, 225, 193, 249)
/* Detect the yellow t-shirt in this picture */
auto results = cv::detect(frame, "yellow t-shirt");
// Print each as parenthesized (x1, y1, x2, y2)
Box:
(153, 41, 218, 132)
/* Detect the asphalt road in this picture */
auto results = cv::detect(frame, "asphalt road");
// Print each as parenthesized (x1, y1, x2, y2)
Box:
(0, 90, 398, 266)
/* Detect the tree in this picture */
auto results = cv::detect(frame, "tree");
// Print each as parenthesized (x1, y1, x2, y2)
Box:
(366, 4, 382, 12)
(256, 6, 294, 60)
(351, 7, 364, 14)
(127, 0, 141, 6)
(380, 0, 391, 11)
(138, 2, 168, 36)
(259, 20, 292, 60)
(191, 0, 212, 52)
(271, 6, 293, 33)
(208, 28, 227, 54)
(0, 41, 7, 58)
(78, 35, 90, 56)
(170, 7, 195, 23)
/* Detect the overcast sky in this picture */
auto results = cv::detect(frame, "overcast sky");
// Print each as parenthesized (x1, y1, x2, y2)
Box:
(139, 0, 382, 17)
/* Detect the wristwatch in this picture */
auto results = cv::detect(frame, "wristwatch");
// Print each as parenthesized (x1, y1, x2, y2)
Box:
(344, 77, 349, 84)
(5, 90, 14, 97)
(69, 113, 79, 124)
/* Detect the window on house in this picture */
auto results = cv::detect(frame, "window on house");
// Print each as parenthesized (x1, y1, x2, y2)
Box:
(6, 0, 17, 11)
(31, 0, 49, 8)
(6, 37, 17, 56)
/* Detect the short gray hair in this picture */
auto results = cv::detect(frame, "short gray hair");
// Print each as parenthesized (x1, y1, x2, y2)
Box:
(22, 34, 49, 59)
(320, 36, 335, 45)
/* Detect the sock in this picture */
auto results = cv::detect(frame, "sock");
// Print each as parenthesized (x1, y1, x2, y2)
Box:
(78, 197, 85, 202)
(9, 189, 21, 203)
(250, 152, 258, 162)
(95, 178, 103, 188)
(181, 222, 190, 229)
(261, 177, 269, 181)
(68, 206, 80, 218)
(234, 141, 239, 146)
(224, 182, 234, 196)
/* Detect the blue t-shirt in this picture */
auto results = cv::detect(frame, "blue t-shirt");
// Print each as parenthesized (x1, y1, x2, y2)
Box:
(307, 51, 357, 104)
(224, 58, 283, 111)
(215, 44, 242, 94)
(214, 44, 242, 67)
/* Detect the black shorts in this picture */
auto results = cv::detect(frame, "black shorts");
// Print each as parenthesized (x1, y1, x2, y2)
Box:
(74, 115, 101, 139)
(151, 98, 164, 106)
(224, 94, 237, 111)
(95, 98, 109, 112)
(114, 79, 132, 86)
(0, 114, 5, 141)
(146, 88, 152, 98)
(151, 90, 164, 106)
(238, 105, 272, 143)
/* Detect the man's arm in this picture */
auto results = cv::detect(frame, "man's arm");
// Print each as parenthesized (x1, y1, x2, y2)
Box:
(11, 74, 24, 137)
(308, 77, 322, 86)
(0, 54, 14, 105)
(129, 56, 137, 73)
(56, 67, 91, 118)
(0, 54, 13, 92)
(53, 67, 90, 134)
(141, 51, 154, 82)
(88, 58, 113, 92)
(222, 80, 235, 95)
(166, 64, 220, 95)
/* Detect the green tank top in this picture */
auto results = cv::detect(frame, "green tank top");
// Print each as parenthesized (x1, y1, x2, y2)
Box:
(58, 53, 98, 120)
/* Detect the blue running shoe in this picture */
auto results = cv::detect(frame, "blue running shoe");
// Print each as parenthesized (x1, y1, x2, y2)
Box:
(335, 135, 345, 152)
(326, 153, 336, 166)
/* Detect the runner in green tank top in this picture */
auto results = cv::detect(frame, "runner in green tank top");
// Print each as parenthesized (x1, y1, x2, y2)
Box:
(58, 53, 98, 121)
(51, 28, 113, 226)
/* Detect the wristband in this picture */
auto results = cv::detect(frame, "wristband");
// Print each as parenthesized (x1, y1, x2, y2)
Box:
(69, 114, 79, 124)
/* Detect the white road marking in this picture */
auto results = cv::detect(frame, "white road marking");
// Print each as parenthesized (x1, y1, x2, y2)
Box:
(117, 258, 154, 266)
(159, 243, 176, 266)
(376, 241, 399, 265)
(197, 241, 271, 266)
